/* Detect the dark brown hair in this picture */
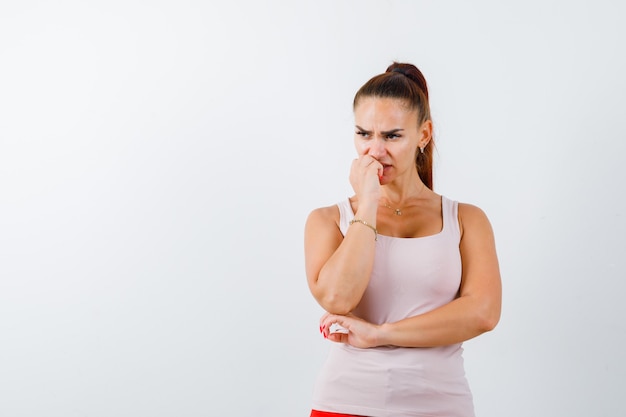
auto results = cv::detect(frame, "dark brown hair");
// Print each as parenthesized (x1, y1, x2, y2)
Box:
(353, 62, 434, 189)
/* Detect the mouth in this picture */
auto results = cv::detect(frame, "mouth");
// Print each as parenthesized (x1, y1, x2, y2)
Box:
(379, 164, 392, 179)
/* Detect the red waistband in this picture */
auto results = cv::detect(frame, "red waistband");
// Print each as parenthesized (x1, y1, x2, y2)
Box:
(310, 410, 365, 417)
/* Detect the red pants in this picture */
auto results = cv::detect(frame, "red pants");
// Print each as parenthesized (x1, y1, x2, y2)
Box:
(310, 411, 365, 417)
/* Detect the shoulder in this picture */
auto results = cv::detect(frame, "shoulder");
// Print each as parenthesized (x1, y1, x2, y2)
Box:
(457, 202, 488, 219)
(306, 204, 340, 224)
(304, 204, 344, 257)
(305, 203, 342, 235)
(457, 202, 494, 238)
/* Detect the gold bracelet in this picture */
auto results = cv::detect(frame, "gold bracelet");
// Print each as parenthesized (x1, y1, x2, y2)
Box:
(349, 219, 378, 241)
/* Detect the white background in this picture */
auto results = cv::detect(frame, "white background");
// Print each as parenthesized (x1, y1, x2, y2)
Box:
(1, 1, 625, 416)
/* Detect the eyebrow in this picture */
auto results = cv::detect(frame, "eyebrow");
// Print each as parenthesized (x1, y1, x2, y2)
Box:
(355, 125, 405, 135)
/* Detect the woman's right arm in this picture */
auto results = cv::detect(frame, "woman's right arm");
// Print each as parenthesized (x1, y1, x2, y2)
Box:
(306, 154, 382, 314)
(304, 200, 378, 315)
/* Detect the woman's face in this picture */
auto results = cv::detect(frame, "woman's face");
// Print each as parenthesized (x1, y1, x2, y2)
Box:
(353, 97, 430, 184)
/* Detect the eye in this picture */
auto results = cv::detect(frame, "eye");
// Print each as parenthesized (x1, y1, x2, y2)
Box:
(386, 133, 400, 140)
(356, 130, 370, 138)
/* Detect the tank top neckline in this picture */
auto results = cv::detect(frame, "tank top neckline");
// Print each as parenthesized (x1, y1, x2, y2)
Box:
(343, 195, 451, 241)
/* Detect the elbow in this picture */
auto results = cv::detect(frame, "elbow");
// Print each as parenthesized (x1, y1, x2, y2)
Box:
(474, 301, 501, 333)
(320, 292, 356, 315)
(312, 274, 361, 315)
(478, 313, 500, 333)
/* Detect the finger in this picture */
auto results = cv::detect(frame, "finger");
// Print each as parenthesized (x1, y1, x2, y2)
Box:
(326, 317, 350, 334)
(366, 160, 383, 180)
(321, 313, 342, 326)
(326, 332, 349, 344)
(362, 154, 378, 165)
(319, 313, 337, 335)
(320, 312, 335, 326)
(320, 315, 350, 338)
(363, 156, 382, 170)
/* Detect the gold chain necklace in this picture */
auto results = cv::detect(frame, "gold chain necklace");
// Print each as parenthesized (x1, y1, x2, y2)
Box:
(381, 184, 425, 216)
(383, 202, 404, 216)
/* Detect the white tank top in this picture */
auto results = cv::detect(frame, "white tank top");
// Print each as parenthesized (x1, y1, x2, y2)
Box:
(311, 196, 475, 417)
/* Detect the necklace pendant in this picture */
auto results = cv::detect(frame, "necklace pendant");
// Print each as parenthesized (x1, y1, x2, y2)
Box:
(394, 209, 402, 216)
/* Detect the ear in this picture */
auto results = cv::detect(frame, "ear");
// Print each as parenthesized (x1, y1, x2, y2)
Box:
(417, 120, 433, 149)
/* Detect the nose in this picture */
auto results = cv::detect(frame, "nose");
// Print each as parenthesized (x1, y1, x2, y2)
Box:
(367, 137, 386, 159)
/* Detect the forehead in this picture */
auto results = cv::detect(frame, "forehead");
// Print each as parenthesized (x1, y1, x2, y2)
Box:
(354, 97, 418, 128)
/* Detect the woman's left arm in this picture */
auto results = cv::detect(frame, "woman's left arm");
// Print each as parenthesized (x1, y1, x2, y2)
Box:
(322, 203, 502, 348)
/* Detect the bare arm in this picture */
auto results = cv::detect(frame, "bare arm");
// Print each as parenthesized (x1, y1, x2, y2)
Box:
(305, 155, 383, 315)
(304, 201, 378, 315)
(321, 203, 502, 347)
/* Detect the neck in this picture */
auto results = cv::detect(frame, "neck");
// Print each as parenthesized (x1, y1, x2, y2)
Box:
(381, 170, 426, 205)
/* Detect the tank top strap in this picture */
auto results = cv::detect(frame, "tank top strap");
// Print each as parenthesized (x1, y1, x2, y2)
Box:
(441, 195, 461, 241)
(337, 198, 355, 237)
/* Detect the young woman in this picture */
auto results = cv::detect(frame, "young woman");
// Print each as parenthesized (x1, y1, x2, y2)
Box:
(304, 62, 502, 417)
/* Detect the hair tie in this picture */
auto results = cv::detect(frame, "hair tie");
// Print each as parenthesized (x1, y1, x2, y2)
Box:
(391, 68, 405, 75)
